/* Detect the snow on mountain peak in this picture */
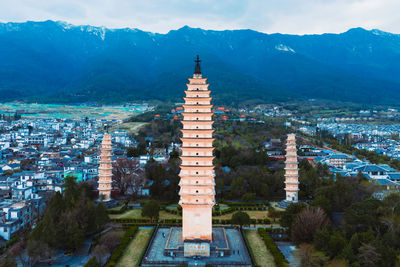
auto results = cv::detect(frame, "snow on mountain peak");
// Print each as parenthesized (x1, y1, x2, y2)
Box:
(275, 44, 295, 53)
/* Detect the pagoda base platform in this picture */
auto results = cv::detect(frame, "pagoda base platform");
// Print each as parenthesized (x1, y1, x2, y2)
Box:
(142, 227, 252, 266)
(164, 227, 229, 257)
(277, 199, 299, 209)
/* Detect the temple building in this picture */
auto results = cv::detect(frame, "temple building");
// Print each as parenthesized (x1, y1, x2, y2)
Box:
(141, 57, 252, 265)
(284, 133, 299, 202)
(179, 55, 215, 255)
(98, 134, 113, 201)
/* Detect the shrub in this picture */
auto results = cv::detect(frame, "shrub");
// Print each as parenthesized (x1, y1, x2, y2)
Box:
(107, 204, 128, 215)
(258, 228, 288, 267)
(104, 226, 138, 267)
(242, 229, 260, 267)
(138, 227, 155, 265)
(231, 211, 251, 229)
(85, 257, 100, 267)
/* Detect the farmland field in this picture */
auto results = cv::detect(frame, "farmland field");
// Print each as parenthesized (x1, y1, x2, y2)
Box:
(0, 103, 147, 120)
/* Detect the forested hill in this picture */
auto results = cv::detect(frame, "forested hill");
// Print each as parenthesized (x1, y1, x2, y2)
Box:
(1, 20, 400, 104)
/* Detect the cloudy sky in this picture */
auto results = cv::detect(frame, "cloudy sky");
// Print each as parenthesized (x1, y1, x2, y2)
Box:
(1, 0, 399, 34)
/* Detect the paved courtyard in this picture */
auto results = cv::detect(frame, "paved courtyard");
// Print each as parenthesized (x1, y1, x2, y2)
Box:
(142, 227, 252, 266)
(276, 241, 300, 267)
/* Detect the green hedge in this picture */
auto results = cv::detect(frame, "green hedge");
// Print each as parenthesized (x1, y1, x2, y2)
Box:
(258, 228, 288, 267)
(242, 229, 260, 267)
(224, 202, 268, 207)
(138, 227, 156, 265)
(104, 226, 138, 267)
(107, 204, 130, 215)
(119, 223, 182, 229)
(111, 218, 183, 224)
(163, 207, 182, 215)
(212, 206, 268, 216)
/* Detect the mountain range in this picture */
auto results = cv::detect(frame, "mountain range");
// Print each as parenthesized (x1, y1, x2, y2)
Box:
(0, 20, 400, 105)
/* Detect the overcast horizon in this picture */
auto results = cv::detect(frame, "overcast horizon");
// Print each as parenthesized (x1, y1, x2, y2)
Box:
(1, 0, 400, 35)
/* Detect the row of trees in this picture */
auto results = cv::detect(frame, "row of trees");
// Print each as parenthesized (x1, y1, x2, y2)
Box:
(281, 159, 400, 266)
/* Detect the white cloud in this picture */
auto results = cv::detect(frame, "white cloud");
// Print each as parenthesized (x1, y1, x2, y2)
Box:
(0, 0, 399, 34)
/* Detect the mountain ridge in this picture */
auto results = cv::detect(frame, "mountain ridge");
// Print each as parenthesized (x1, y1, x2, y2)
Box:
(0, 20, 400, 104)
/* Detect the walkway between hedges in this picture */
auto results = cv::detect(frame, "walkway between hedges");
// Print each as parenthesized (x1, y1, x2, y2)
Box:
(116, 228, 153, 267)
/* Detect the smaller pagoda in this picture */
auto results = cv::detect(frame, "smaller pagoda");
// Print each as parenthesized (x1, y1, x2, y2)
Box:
(284, 133, 299, 203)
(98, 134, 113, 201)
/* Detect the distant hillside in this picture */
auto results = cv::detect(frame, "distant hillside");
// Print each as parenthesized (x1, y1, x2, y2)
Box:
(0, 20, 400, 104)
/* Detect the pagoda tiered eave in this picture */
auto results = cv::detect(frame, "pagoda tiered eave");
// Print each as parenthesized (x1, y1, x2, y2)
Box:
(183, 97, 212, 101)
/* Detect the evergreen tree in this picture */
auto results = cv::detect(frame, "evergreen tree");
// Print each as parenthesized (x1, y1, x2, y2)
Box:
(141, 200, 160, 222)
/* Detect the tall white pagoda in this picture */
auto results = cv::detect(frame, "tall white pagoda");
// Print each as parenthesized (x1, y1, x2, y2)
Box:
(179, 56, 215, 256)
(284, 133, 299, 202)
(98, 134, 113, 201)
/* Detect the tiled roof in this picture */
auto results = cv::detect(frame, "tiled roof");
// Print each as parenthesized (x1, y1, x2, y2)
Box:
(355, 165, 388, 172)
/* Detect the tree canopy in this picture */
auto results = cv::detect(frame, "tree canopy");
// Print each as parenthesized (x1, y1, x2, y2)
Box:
(231, 211, 251, 229)
(29, 176, 109, 251)
(141, 200, 160, 222)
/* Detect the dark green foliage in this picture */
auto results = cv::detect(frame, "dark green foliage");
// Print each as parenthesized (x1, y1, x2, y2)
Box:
(257, 228, 288, 267)
(29, 176, 109, 251)
(298, 159, 320, 200)
(145, 161, 180, 201)
(310, 193, 400, 265)
(282, 158, 400, 265)
(0, 255, 17, 267)
(313, 228, 331, 252)
(107, 203, 129, 215)
(84, 257, 100, 267)
(215, 144, 267, 169)
(137, 119, 181, 148)
(241, 192, 256, 202)
(280, 202, 306, 230)
(326, 231, 347, 258)
(0, 236, 20, 255)
(104, 226, 138, 267)
(343, 198, 381, 234)
(141, 200, 160, 222)
(314, 173, 374, 212)
(126, 144, 147, 157)
(312, 195, 332, 215)
(268, 206, 281, 223)
(231, 211, 251, 229)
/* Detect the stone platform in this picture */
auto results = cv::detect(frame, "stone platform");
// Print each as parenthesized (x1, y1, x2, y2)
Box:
(142, 227, 252, 266)
(164, 227, 229, 257)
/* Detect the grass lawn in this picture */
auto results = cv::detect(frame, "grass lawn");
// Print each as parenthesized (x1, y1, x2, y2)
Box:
(110, 209, 142, 219)
(116, 228, 153, 267)
(108, 205, 124, 211)
(112, 122, 148, 135)
(214, 210, 275, 221)
(245, 230, 276, 267)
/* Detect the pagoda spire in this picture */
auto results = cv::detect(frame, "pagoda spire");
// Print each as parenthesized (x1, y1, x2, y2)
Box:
(194, 55, 201, 75)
